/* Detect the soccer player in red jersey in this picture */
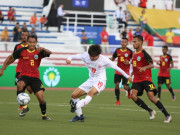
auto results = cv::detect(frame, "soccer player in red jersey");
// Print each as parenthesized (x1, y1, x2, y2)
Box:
(0, 35, 52, 120)
(110, 38, 132, 105)
(0, 30, 33, 110)
(131, 35, 172, 123)
(157, 46, 175, 101)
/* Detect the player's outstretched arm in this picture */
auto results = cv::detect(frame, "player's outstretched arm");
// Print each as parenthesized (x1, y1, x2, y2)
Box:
(0, 55, 14, 76)
(109, 57, 115, 61)
(106, 57, 130, 80)
(66, 53, 84, 64)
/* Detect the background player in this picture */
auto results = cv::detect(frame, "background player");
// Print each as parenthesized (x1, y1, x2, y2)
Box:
(157, 46, 175, 101)
(0, 30, 33, 110)
(110, 37, 132, 105)
(131, 35, 172, 123)
(66, 44, 132, 122)
(0, 35, 52, 120)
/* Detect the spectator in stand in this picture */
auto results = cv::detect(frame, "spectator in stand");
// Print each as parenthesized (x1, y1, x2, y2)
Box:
(13, 22, 20, 42)
(114, 0, 131, 5)
(141, 28, 148, 45)
(39, 15, 48, 31)
(152, 5, 156, 9)
(30, 27, 37, 35)
(17, 27, 22, 42)
(165, 28, 174, 47)
(131, 0, 140, 7)
(139, 0, 147, 8)
(57, 4, 68, 32)
(128, 28, 133, 44)
(80, 30, 88, 44)
(1, 27, 10, 41)
(165, 0, 173, 11)
(121, 28, 127, 38)
(134, 27, 141, 35)
(7, 6, 16, 23)
(30, 13, 38, 30)
(147, 31, 154, 47)
(100, 27, 109, 54)
(147, 31, 154, 58)
(124, 0, 131, 5)
(122, 10, 128, 28)
(21, 22, 28, 31)
(0, 8, 4, 24)
(80, 30, 88, 51)
(139, 9, 147, 29)
(114, 7, 124, 32)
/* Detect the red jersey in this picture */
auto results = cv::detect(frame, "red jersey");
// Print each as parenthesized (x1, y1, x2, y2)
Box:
(13, 43, 28, 73)
(100, 31, 109, 42)
(132, 50, 152, 83)
(112, 48, 132, 75)
(128, 31, 133, 42)
(158, 54, 173, 77)
(147, 34, 154, 46)
(140, 0, 147, 8)
(8, 10, 14, 17)
(141, 31, 148, 41)
(12, 47, 49, 78)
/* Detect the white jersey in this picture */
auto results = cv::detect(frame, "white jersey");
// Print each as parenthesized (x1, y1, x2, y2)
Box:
(68, 52, 129, 80)
(165, 0, 173, 10)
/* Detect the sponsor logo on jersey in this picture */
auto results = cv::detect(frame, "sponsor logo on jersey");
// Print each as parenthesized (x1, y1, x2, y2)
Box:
(137, 56, 141, 61)
(23, 57, 29, 59)
(43, 67, 60, 87)
(34, 55, 38, 60)
(125, 53, 128, 57)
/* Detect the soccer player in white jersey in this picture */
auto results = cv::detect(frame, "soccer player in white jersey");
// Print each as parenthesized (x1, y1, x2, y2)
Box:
(66, 44, 132, 122)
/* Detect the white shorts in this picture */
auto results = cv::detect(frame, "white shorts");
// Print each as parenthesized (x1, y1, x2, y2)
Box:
(79, 78, 106, 94)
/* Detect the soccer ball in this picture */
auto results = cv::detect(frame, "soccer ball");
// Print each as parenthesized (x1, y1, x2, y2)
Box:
(17, 93, 30, 105)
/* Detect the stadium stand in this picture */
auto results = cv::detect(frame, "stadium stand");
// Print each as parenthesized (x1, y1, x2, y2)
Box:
(0, 1, 179, 68)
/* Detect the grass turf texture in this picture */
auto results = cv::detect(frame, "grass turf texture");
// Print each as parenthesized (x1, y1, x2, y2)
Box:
(0, 90, 179, 135)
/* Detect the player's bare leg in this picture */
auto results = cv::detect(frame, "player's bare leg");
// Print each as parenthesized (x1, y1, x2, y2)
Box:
(166, 84, 176, 101)
(70, 87, 98, 122)
(17, 81, 30, 116)
(36, 90, 51, 120)
(17, 81, 27, 111)
(147, 92, 172, 123)
(75, 87, 97, 109)
(26, 86, 33, 94)
(124, 84, 131, 99)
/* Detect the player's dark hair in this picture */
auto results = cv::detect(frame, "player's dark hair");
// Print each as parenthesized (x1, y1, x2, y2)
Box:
(88, 44, 102, 57)
(122, 37, 128, 41)
(162, 45, 168, 50)
(133, 35, 143, 42)
(28, 34, 38, 42)
(22, 29, 29, 34)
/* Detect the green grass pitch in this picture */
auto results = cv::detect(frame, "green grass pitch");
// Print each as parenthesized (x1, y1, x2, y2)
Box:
(0, 90, 179, 135)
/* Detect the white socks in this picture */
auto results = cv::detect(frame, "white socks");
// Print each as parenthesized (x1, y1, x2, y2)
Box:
(76, 95, 92, 109)
(72, 98, 82, 117)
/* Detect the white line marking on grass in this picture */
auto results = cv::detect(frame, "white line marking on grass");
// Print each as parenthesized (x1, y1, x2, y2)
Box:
(0, 102, 180, 114)
(92, 106, 180, 114)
